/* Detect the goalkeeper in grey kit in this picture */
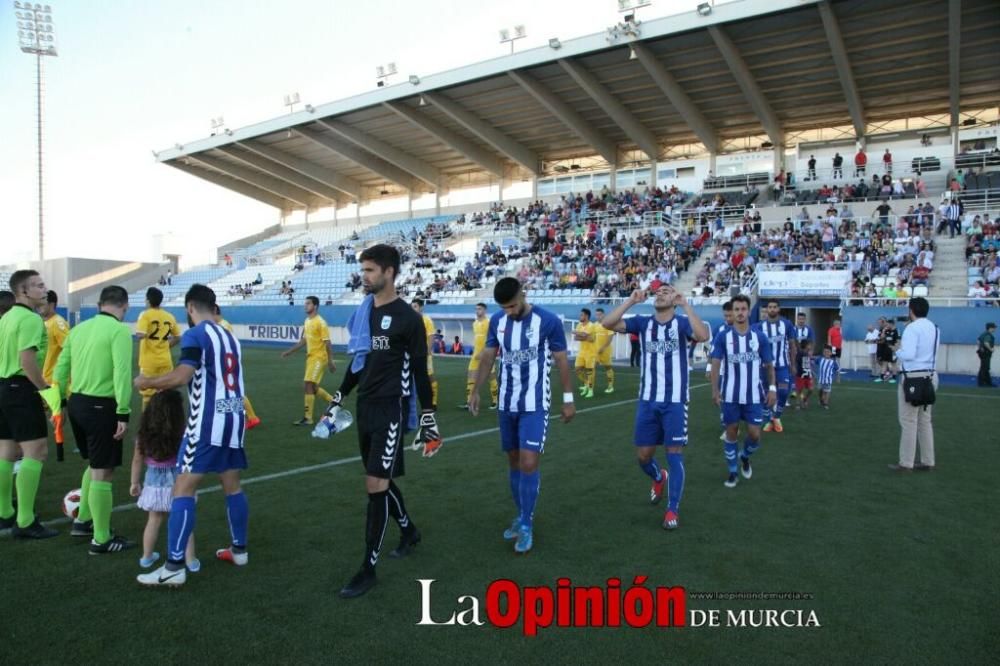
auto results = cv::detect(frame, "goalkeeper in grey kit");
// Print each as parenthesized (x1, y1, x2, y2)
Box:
(321, 244, 442, 599)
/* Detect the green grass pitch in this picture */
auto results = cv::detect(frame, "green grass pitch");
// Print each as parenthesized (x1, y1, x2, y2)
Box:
(2, 347, 997, 663)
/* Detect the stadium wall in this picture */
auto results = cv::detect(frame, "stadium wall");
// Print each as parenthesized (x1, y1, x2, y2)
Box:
(78, 303, 997, 376)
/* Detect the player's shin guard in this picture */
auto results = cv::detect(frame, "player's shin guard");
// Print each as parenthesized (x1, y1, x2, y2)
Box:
(723, 440, 739, 474)
(387, 481, 415, 534)
(576, 367, 587, 387)
(639, 458, 661, 482)
(518, 471, 540, 529)
(15, 458, 43, 528)
(167, 497, 197, 566)
(465, 381, 475, 403)
(743, 437, 760, 458)
(316, 387, 334, 403)
(225, 491, 249, 550)
(90, 480, 113, 543)
(78, 467, 92, 522)
(489, 377, 498, 405)
(775, 388, 789, 417)
(667, 453, 685, 514)
(304, 394, 316, 422)
(364, 490, 390, 571)
(0, 460, 14, 519)
(606, 367, 615, 387)
(762, 407, 772, 422)
(508, 469, 521, 512)
(586, 369, 595, 389)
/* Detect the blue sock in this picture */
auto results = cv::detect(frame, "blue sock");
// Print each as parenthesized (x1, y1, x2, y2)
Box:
(762, 407, 772, 421)
(166, 496, 196, 564)
(724, 440, 739, 474)
(743, 436, 760, 459)
(639, 458, 662, 482)
(508, 469, 521, 512)
(775, 388, 789, 417)
(225, 491, 249, 549)
(667, 453, 684, 513)
(518, 471, 540, 529)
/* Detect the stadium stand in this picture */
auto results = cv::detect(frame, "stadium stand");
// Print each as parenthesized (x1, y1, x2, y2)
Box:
(127, 265, 235, 307)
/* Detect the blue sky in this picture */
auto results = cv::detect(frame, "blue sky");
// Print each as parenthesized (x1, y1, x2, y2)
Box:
(0, 0, 697, 267)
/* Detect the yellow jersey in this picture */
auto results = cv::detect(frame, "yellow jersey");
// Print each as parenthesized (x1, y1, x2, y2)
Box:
(304, 315, 330, 359)
(472, 317, 489, 355)
(43, 314, 70, 384)
(137, 308, 179, 370)
(576, 322, 598, 356)
(593, 325, 614, 354)
(422, 314, 435, 353)
(218, 318, 234, 333)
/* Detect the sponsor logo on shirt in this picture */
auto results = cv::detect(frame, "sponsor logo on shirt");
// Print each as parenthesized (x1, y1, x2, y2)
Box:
(372, 336, 390, 350)
(215, 397, 244, 414)
(503, 347, 539, 364)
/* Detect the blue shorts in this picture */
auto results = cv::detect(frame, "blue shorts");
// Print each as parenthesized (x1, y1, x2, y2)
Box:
(498, 410, 548, 453)
(721, 402, 765, 427)
(177, 437, 248, 475)
(633, 401, 688, 447)
(774, 366, 791, 386)
(819, 383, 833, 392)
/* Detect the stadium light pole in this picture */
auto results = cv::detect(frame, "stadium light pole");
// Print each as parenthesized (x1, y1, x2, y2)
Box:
(284, 92, 300, 114)
(14, 1, 57, 262)
(499, 25, 526, 54)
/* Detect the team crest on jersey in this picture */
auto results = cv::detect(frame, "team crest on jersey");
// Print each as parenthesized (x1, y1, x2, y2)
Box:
(668, 327, 678, 340)
(381, 316, 392, 330)
(749, 338, 759, 351)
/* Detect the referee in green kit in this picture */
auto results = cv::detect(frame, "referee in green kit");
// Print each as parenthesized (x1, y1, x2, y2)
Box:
(54, 285, 136, 554)
(0, 270, 57, 539)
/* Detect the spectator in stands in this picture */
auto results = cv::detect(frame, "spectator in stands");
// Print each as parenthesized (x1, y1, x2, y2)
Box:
(324, 295, 333, 306)
(873, 200, 893, 229)
(854, 148, 867, 177)
(166, 269, 172, 285)
(807, 155, 817, 181)
(883, 149, 893, 174)
(254, 272, 263, 285)
(940, 199, 961, 238)
(833, 153, 844, 179)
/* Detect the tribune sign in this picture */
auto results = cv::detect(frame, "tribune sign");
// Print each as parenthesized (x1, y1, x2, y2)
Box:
(757, 269, 852, 298)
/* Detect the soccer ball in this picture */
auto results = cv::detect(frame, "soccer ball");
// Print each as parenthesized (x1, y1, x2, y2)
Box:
(63, 488, 82, 520)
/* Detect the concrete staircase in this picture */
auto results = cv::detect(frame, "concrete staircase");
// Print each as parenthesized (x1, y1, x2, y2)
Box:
(927, 235, 969, 298)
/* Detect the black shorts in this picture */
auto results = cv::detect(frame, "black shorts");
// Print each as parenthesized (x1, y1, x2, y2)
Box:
(357, 397, 408, 480)
(876, 347, 894, 363)
(0, 377, 49, 443)
(68, 394, 123, 470)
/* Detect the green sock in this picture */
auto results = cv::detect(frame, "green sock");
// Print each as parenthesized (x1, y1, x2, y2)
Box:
(77, 467, 93, 523)
(15, 458, 43, 528)
(90, 480, 113, 544)
(0, 460, 13, 520)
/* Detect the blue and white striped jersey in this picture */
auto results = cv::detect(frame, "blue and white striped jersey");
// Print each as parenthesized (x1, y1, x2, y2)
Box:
(818, 357, 839, 385)
(625, 314, 694, 404)
(756, 318, 796, 368)
(711, 327, 774, 405)
(794, 324, 814, 345)
(179, 321, 246, 448)
(487, 306, 567, 413)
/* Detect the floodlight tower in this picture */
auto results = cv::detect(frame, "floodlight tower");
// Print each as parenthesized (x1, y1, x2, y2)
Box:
(499, 25, 526, 54)
(13, 1, 57, 261)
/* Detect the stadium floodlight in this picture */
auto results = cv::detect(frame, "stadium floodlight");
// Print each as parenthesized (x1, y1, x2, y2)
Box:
(284, 92, 300, 113)
(548, 38, 561, 49)
(696, 2, 713, 16)
(499, 24, 526, 54)
(304, 103, 315, 113)
(210, 116, 225, 134)
(408, 74, 420, 85)
(376, 62, 397, 87)
(13, 0, 57, 260)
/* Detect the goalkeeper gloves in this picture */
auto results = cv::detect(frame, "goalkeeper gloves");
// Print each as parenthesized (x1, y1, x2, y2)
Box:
(413, 409, 442, 458)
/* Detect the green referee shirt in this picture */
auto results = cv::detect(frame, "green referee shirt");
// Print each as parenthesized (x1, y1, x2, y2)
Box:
(54, 312, 133, 419)
(979, 331, 995, 353)
(0, 304, 45, 379)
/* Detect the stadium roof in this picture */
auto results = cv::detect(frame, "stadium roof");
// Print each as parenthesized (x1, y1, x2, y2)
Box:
(156, 0, 1000, 212)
